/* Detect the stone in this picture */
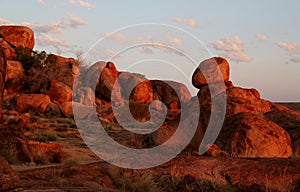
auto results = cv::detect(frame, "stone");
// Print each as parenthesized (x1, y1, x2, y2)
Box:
(75, 87, 96, 106)
(0, 157, 19, 191)
(216, 113, 293, 158)
(0, 38, 16, 60)
(0, 46, 6, 120)
(192, 57, 230, 89)
(0, 26, 35, 49)
(151, 80, 191, 109)
(265, 109, 300, 132)
(4, 60, 25, 98)
(118, 72, 153, 103)
(47, 80, 72, 104)
(59, 101, 92, 119)
(82, 61, 106, 88)
(16, 94, 51, 113)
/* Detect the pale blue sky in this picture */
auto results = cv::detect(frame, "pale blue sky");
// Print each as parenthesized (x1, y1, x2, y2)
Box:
(1, 0, 300, 101)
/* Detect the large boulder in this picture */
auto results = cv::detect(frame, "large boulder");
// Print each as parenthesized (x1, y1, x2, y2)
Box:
(192, 57, 230, 89)
(82, 61, 106, 88)
(118, 72, 154, 103)
(0, 38, 16, 60)
(75, 87, 95, 106)
(265, 109, 300, 132)
(59, 101, 92, 119)
(0, 157, 20, 191)
(0, 46, 6, 120)
(47, 80, 72, 104)
(4, 60, 25, 98)
(44, 54, 79, 88)
(151, 80, 191, 109)
(0, 26, 34, 49)
(216, 113, 293, 158)
(16, 94, 51, 113)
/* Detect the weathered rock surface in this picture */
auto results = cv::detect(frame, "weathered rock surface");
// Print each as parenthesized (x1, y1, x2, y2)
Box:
(59, 101, 92, 119)
(75, 87, 96, 106)
(216, 113, 293, 158)
(4, 60, 25, 98)
(192, 57, 230, 89)
(0, 46, 6, 120)
(0, 26, 35, 49)
(82, 61, 106, 88)
(16, 94, 51, 113)
(0, 38, 16, 60)
(0, 157, 19, 191)
(151, 80, 191, 109)
(47, 80, 72, 104)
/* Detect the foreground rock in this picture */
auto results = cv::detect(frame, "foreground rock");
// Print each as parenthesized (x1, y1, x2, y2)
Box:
(0, 46, 6, 120)
(16, 94, 51, 113)
(4, 60, 25, 98)
(0, 26, 34, 50)
(0, 157, 19, 191)
(47, 80, 72, 104)
(216, 113, 293, 158)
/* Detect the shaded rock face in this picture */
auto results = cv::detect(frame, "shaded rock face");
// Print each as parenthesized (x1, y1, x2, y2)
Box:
(118, 72, 154, 103)
(192, 57, 230, 89)
(0, 38, 16, 60)
(151, 80, 191, 109)
(0, 26, 34, 50)
(4, 60, 25, 98)
(216, 113, 293, 158)
(82, 61, 106, 88)
(75, 87, 96, 106)
(0, 157, 20, 191)
(16, 94, 51, 113)
(0, 47, 6, 120)
(59, 101, 92, 119)
(47, 80, 72, 104)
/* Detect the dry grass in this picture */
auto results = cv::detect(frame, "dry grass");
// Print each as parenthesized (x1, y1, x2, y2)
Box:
(0, 144, 20, 164)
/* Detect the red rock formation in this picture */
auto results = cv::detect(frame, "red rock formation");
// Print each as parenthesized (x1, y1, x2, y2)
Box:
(47, 80, 72, 104)
(4, 60, 25, 98)
(16, 94, 51, 113)
(0, 46, 6, 120)
(0, 26, 34, 49)
(0, 157, 19, 191)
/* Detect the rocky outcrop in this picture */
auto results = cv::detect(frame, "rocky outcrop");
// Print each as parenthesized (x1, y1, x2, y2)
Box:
(16, 94, 51, 113)
(118, 72, 154, 103)
(0, 46, 6, 120)
(75, 87, 95, 106)
(59, 101, 92, 119)
(4, 60, 25, 98)
(216, 113, 292, 158)
(151, 80, 191, 109)
(82, 61, 106, 88)
(0, 26, 34, 50)
(0, 157, 19, 191)
(192, 57, 230, 89)
(47, 80, 72, 104)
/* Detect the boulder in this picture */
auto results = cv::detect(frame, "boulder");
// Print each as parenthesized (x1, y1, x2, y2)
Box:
(0, 46, 6, 120)
(75, 87, 95, 106)
(216, 113, 293, 158)
(47, 80, 72, 104)
(4, 60, 25, 98)
(60, 101, 92, 119)
(45, 102, 62, 117)
(16, 94, 51, 113)
(192, 57, 230, 89)
(0, 38, 16, 60)
(0, 26, 35, 49)
(151, 80, 191, 109)
(118, 72, 153, 103)
(0, 157, 20, 191)
(82, 61, 106, 88)
(44, 54, 79, 88)
(265, 109, 300, 132)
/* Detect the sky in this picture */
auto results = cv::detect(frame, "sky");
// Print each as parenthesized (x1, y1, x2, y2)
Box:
(1, 0, 300, 102)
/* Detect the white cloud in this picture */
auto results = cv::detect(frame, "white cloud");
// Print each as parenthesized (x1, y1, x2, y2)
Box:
(67, 13, 87, 29)
(172, 18, 199, 28)
(139, 47, 154, 54)
(103, 32, 126, 42)
(70, 0, 77, 5)
(255, 34, 267, 41)
(36, 34, 69, 47)
(212, 36, 251, 62)
(37, 0, 45, 5)
(22, 21, 65, 34)
(275, 41, 299, 53)
(291, 57, 300, 63)
(166, 34, 182, 46)
(78, 0, 95, 9)
(0, 17, 11, 25)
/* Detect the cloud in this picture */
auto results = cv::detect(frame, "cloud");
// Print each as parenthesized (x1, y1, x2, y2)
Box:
(23, 13, 87, 35)
(166, 34, 182, 46)
(291, 57, 300, 63)
(78, 0, 95, 9)
(139, 47, 154, 54)
(37, 0, 45, 5)
(103, 32, 126, 42)
(36, 34, 69, 47)
(70, 0, 76, 5)
(212, 36, 251, 62)
(67, 13, 87, 29)
(255, 34, 267, 41)
(0, 17, 12, 25)
(275, 41, 299, 53)
(172, 18, 199, 28)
